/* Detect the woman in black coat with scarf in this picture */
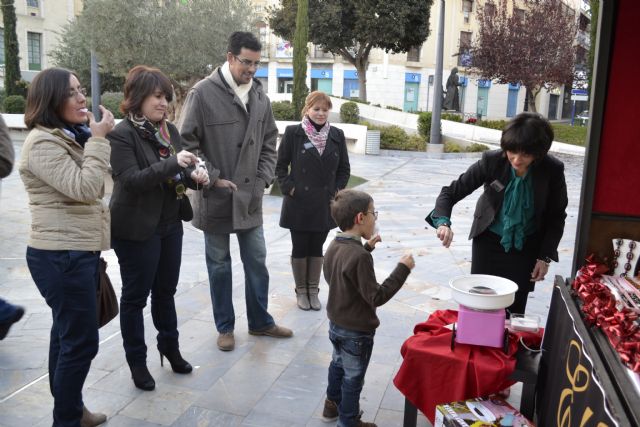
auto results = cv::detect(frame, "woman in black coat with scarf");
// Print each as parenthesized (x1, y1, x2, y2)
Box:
(426, 112, 568, 315)
(276, 91, 350, 311)
(108, 66, 209, 391)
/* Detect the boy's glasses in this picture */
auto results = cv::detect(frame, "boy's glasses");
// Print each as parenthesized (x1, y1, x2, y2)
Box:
(366, 210, 378, 220)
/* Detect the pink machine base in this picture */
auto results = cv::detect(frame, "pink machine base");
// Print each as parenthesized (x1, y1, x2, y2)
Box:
(455, 305, 506, 348)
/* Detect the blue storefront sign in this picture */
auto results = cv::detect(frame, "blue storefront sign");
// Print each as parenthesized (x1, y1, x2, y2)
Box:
(508, 82, 521, 90)
(255, 68, 268, 78)
(405, 72, 421, 83)
(277, 68, 294, 78)
(478, 79, 492, 88)
(458, 76, 469, 87)
(343, 70, 359, 79)
(311, 69, 333, 79)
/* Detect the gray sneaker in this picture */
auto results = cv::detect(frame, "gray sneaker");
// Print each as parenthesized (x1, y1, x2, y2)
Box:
(217, 332, 235, 351)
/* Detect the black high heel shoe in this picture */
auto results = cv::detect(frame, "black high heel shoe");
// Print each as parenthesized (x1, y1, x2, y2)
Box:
(159, 349, 193, 374)
(130, 365, 155, 391)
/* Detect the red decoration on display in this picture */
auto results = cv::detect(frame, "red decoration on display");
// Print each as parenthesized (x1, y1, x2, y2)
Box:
(572, 256, 640, 373)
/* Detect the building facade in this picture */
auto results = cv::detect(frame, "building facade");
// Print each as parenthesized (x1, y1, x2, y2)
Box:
(253, 0, 590, 121)
(0, 0, 83, 85)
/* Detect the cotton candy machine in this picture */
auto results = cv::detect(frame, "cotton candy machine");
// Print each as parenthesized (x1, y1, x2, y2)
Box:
(449, 274, 518, 349)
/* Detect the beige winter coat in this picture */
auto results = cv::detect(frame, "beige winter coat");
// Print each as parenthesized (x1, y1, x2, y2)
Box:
(18, 126, 111, 251)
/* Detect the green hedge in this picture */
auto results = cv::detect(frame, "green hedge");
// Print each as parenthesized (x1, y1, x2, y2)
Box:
(87, 92, 125, 119)
(271, 101, 296, 121)
(417, 112, 432, 141)
(441, 112, 463, 122)
(340, 102, 360, 124)
(4, 95, 25, 113)
(444, 142, 490, 153)
(101, 92, 124, 119)
(476, 119, 508, 130)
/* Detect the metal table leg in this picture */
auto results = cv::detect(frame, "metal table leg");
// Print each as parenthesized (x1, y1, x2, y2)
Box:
(403, 397, 418, 427)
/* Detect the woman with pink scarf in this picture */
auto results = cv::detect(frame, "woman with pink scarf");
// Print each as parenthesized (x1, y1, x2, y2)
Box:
(276, 91, 350, 311)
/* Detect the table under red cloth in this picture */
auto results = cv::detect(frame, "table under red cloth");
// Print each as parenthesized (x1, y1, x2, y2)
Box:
(393, 309, 543, 423)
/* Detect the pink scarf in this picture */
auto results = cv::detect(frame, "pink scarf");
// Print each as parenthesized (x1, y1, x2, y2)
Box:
(301, 115, 330, 155)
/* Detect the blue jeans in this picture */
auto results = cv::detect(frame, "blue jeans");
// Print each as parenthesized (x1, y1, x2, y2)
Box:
(112, 221, 183, 366)
(326, 322, 375, 427)
(204, 225, 274, 333)
(26, 247, 100, 427)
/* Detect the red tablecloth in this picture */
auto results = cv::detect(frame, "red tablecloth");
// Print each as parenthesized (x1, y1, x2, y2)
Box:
(393, 310, 542, 423)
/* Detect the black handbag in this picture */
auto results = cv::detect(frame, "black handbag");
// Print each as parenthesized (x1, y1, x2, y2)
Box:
(179, 195, 193, 221)
(97, 258, 119, 328)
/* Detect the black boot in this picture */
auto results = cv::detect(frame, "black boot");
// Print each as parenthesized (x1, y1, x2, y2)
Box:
(159, 348, 193, 374)
(0, 306, 24, 340)
(129, 365, 155, 391)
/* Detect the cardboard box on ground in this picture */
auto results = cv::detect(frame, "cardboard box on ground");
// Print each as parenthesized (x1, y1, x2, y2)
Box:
(434, 397, 534, 427)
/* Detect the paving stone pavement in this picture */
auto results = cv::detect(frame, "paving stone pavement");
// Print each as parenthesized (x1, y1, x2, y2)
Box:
(0, 137, 583, 426)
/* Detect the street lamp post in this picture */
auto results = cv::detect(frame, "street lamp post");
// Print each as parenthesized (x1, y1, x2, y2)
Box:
(428, 0, 446, 152)
(90, 50, 101, 121)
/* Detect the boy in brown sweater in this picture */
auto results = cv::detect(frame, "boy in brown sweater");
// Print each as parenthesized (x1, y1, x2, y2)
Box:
(322, 189, 415, 427)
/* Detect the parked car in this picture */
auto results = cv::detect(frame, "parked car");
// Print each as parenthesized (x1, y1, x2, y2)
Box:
(576, 110, 590, 126)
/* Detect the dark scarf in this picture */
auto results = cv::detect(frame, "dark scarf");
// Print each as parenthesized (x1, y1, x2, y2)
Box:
(128, 114, 186, 199)
(63, 123, 92, 147)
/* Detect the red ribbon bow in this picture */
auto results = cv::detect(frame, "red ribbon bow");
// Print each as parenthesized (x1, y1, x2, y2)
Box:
(572, 256, 640, 372)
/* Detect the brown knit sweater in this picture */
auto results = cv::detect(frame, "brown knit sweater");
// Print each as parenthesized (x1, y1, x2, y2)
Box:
(323, 235, 411, 332)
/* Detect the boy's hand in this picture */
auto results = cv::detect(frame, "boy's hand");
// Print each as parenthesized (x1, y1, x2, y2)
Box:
(400, 253, 415, 270)
(367, 234, 382, 249)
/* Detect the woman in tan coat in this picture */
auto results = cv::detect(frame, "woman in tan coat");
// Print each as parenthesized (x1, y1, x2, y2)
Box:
(19, 68, 115, 427)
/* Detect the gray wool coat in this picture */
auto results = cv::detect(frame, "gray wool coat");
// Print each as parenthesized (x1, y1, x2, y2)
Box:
(178, 68, 278, 233)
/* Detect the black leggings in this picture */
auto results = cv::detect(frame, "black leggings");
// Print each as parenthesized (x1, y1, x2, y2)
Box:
(471, 230, 541, 316)
(290, 230, 329, 258)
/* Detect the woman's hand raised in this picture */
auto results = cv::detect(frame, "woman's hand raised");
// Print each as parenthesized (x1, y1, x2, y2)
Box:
(87, 105, 115, 138)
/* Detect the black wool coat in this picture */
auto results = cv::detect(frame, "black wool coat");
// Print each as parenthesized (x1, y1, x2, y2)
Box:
(276, 124, 350, 232)
(426, 149, 568, 261)
(108, 119, 197, 242)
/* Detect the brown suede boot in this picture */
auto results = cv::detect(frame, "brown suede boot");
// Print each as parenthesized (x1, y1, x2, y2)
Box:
(81, 405, 106, 427)
(307, 256, 324, 311)
(291, 257, 310, 310)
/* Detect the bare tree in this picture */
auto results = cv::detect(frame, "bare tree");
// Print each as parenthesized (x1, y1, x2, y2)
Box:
(471, 0, 577, 112)
(52, 0, 251, 118)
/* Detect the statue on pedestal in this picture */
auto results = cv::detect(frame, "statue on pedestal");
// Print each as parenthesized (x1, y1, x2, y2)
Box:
(443, 67, 461, 111)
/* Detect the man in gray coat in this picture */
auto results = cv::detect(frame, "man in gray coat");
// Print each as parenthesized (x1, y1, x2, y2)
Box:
(179, 32, 292, 351)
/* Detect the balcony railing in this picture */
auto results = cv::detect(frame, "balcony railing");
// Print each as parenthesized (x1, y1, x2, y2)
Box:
(310, 46, 333, 59)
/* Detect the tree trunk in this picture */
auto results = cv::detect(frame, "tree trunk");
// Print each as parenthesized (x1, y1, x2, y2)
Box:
(170, 82, 192, 123)
(292, 0, 309, 120)
(356, 61, 367, 102)
(527, 88, 538, 113)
